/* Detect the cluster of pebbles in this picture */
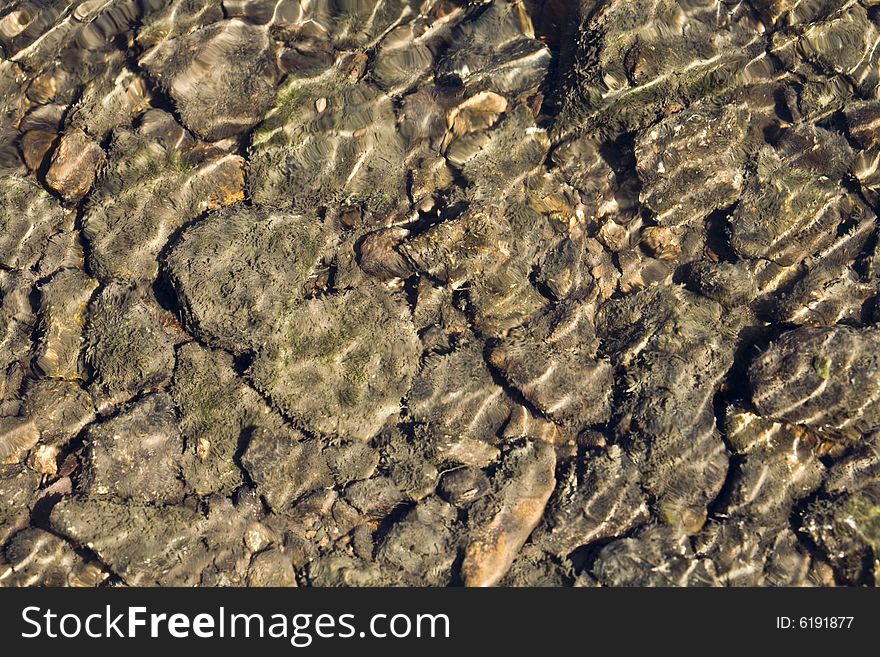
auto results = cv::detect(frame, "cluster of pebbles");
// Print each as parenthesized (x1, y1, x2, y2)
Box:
(1, 0, 879, 587)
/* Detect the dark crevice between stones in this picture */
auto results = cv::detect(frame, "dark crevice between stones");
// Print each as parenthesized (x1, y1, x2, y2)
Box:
(704, 201, 741, 263)
(479, 336, 551, 425)
(526, 0, 579, 126)
(368, 499, 417, 561)
(231, 425, 270, 518)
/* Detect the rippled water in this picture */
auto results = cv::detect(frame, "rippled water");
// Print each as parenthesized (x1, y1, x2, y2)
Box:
(1, 1, 879, 588)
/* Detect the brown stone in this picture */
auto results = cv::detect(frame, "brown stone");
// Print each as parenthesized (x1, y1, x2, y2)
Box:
(20, 130, 57, 171)
(45, 128, 105, 203)
(461, 441, 556, 587)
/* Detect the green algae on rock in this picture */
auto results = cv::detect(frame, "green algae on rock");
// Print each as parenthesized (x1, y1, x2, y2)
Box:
(249, 284, 420, 441)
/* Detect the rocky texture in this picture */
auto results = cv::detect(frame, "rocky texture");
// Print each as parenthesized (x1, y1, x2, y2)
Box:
(44, 128, 104, 203)
(1, 528, 107, 587)
(84, 282, 182, 404)
(139, 19, 279, 141)
(35, 268, 97, 379)
(2, 0, 880, 589)
(535, 445, 649, 558)
(749, 326, 880, 435)
(84, 113, 245, 283)
(164, 206, 333, 352)
(81, 394, 185, 504)
(461, 440, 556, 586)
(171, 342, 284, 497)
(249, 285, 420, 442)
(598, 286, 739, 533)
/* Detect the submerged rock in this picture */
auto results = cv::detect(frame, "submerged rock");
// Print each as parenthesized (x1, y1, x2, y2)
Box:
(377, 497, 460, 586)
(164, 205, 333, 352)
(140, 19, 280, 140)
(729, 128, 859, 267)
(0, 177, 69, 272)
(44, 128, 104, 203)
(635, 102, 752, 228)
(84, 115, 245, 282)
(50, 495, 262, 586)
(22, 379, 94, 447)
(5, 0, 880, 589)
(2, 528, 107, 587)
(85, 282, 182, 402)
(750, 325, 880, 434)
(592, 524, 719, 587)
(35, 268, 98, 380)
(242, 427, 332, 511)
(598, 286, 739, 532)
(535, 445, 649, 558)
(80, 394, 185, 504)
(461, 440, 556, 587)
(801, 438, 880, 584)
(249, 285, 420, 441)
(408, 342, 510, 451)
(248, 71, 408, 215)
(488, 303, 613, 429)
(558, 0, 766, 138)
(172, 342, 284, 496)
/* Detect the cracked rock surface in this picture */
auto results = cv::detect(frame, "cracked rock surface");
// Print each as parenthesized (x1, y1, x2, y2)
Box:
(1, 0, 880, 587)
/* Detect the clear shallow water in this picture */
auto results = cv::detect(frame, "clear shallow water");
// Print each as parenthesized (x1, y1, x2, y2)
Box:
(0, 1, 878, 588)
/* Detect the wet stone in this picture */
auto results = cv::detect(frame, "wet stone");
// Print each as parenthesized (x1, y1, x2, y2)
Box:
(438, 466, 490, 507)
(247, 547, 298, 588)
(2, 528, 107, 587)
(324, 442, 379, 487)
(164, 205, 332, 353)
(241, 427, 333, 512)
(20, 129, 56, 171)
(749, 325, 880, 434)
(85, 282, 182, 402)
(84, 118, 246, 283)
(50, 495, 260, 586)
(44, 128, 105, 203)
(172, 342, 283, 496)
(800, 437, 880, 584)
(140, 19, 279, 140)
(635, 102, 752, 228)
(0, 417, 40, 465)
(0, 177, 68, 272)
(35, 268, 98, 380)
(598, 285, 739, 532)
(408, 342, 510, 450)
(81, 393, 185, 504)
(0, 270, 35, 406)
(498, 544, 570, 587)
(0, 465, 41, 545)
(461, 440, 556, 587)
(728, 131, 862, 267)
(535, 445, 649, 558)
(21, 379, 94, 446)
(687, 261, 757, 308)
(558, 0, 766, 138)
(378, 428, 440, 503)
(437, 0, 550, 98)
(377, 497, 460, 586)
(488, 303, 613, 429)
(592, 525, 719, 587)
(6, 0, 880, 588)
(249, 285, 420, 442)
(248, 72, 408, 216)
